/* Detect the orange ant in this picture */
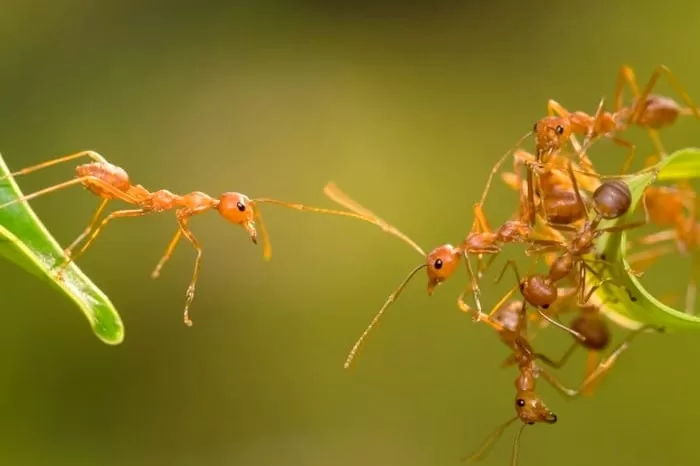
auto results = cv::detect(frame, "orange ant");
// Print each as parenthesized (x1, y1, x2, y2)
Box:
(545, 65, 700, 174)
(457, 287, 661, 466)
(625, 176, 700, 314)
(323, 182, 581, 368)
(496, 159, 643, 322)
(0, 150, 393, 326)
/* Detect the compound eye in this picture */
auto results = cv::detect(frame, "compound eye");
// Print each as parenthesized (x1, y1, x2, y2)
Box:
(516, 399, 526, 407)
(532, 122, 538, 132)
(236, 201, 246, 212)
(555, 125, 565, 135)
(434, 258, 443, 270)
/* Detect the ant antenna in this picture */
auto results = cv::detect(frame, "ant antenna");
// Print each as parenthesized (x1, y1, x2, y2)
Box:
(472, 131, 533, 232)
(510, 423, 527, 466)
(323, 182, 426, 257)
(461, 416, 519, 463)
(343, 263, 428, 369)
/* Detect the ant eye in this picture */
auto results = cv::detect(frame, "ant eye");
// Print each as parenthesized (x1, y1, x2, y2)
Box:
(555, 125, 565, 135)
(541, 304, 549, 309)
(532, 122, 538, 132)
(236, 201, 246, 212)
(527, 421, 535, 425)
(516, 399, 526, 407)
(434, 259, 443, 270)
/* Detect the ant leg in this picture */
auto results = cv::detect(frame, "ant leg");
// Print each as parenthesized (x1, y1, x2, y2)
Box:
(546, 99, 572, 117)
(582, 350, 602, 397)
(63, 198, 110, 258)
(56, 208, 151, 273)
(456, 290, 503, 331)
(495, 260, 522, 286)
(175, 211, 204, 327)
(534, 342, 579, 369)
(610, 136, 637, 175)
(538, 324, 662, 398)
(151, 229, 183, 279)
(0, 175, 138, 210)
(626, 245, 675, 272)
(463, 252, 484, 314)
(0, 150, 108, 181)
(535, 310, 587, 342)
(474, 130, 533, 230)
(565, 159, 589, 218)
(636, 65, 700, 121)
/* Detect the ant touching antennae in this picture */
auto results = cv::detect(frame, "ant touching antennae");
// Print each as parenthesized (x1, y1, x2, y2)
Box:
(323, 182, 462, 368)
(0, 151, 394, 326)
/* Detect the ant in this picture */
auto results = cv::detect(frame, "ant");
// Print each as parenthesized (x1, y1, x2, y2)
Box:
(457, 286, 660, 466)
(497, 160, 643, 320)
(545, 65, 700, 174)
(0, 150, 390, 326)
(625, 176, 700, 314)
(322, 182, 578, 368)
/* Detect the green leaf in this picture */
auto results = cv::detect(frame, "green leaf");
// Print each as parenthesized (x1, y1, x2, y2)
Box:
(590, 147, 700, 330)
(0, 153, 123, 344)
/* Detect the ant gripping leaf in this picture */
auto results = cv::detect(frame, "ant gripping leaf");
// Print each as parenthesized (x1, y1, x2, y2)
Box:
(590, 147, 700, 330)
(0, 153, 123, 344)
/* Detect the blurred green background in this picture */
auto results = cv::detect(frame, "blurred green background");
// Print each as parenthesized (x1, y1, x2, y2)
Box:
(0, 1, 699, 465)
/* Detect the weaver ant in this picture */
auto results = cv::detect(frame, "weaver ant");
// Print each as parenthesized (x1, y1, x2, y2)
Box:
(0, 150, 387, 326)
(457, 287, 661, 466)
(545, 65, 700, 174)
(497, 159, 642, 323)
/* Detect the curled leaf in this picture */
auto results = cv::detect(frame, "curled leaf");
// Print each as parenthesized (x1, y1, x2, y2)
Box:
(590, 148, 700, 330)
(0, 153, 123, 344)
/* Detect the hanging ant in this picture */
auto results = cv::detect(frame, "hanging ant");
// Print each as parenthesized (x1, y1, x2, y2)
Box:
(457, 287, 661, 466)
(0, 150, 390, 326)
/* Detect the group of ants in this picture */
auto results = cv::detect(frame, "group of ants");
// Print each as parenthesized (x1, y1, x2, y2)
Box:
(1, 65, 699, 465)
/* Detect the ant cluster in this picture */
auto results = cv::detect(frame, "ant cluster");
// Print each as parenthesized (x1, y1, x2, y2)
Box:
(0, 65, 697, 465)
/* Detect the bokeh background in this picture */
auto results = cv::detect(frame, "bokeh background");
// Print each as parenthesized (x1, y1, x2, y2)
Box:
(0, 1, 699, 465)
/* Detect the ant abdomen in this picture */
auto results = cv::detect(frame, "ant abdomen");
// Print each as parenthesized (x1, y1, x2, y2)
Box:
(76, 162, 130, 198)
(571, 313, 610, 351)
(592, 180, 632, 219)
(521, 275, 557, 308)
(425, 244, 461, 295)
(543, 190, 586, 225)
(632, 94, 682, 129)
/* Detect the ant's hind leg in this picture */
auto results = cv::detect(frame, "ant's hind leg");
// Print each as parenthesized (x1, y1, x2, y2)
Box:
(0, 150, 109, 181)
(538, 324, 663, 398)
(64, 198, 110, 258)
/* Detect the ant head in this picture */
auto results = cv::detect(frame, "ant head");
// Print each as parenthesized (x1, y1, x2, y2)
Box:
(217, 192, 257, 244)
(515, 392, 557, 425)
(533, 116, 571, 155)
(425, 244, 462, 295)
